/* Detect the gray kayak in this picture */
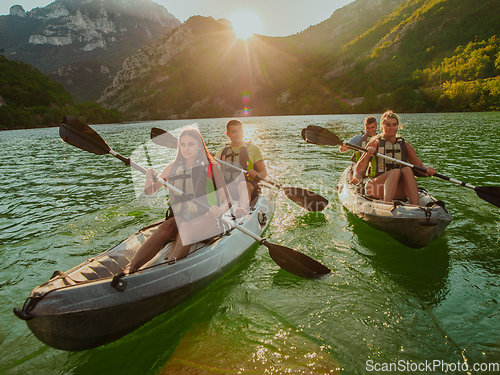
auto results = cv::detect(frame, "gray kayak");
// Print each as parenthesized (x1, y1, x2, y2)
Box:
(338, 166, 452, 249)
(14, 186, 274, 351)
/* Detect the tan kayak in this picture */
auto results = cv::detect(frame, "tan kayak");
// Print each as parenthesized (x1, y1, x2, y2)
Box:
(338, 166, 453, 249)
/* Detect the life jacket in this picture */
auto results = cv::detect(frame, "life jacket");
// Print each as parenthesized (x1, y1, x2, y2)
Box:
(351, 132, 377, 177)
(372, 136, 408, 177)
(168, 159, 221, 219)
(220, 142, 254, 182)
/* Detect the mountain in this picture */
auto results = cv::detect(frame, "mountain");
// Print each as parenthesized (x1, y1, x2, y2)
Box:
(294, 0, 406, 53)
(321, 0, 500, 107)
(0, 0, 180, 102)
(97, 16, 305, 119)
(98, 0, 409, 120)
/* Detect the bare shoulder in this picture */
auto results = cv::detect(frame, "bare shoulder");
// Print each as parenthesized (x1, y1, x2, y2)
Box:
(160, 161, 175, 178)
(405, 142, 416, 152)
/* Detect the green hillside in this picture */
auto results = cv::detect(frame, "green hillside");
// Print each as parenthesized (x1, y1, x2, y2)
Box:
(101, 0, 500, 120)
(0, 0, 180, 103)
(313, 0, 500, 113)
(101, 16, 303, 120)
(0, 56, 121, 129)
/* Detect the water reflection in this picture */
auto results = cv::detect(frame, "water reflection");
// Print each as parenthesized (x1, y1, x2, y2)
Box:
(345, 211, 451, 307)
(2, 113, 500, 374)
(158, 304, 340, 375)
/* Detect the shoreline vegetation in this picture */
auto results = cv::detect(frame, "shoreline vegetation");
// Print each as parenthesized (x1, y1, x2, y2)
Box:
(1, 30, 499, 131)
(0, 56, 121, 131)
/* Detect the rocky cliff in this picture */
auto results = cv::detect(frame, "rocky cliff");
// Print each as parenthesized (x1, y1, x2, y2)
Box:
(96, 0, 407, 120)
(97, 16, 244, 119)
(1, 0, 180, 102)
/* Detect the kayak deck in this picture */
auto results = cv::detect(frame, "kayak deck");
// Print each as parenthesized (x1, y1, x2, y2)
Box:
(15, 187, 275, 351)
(41, 222, 210, 291)
(338, 166, 453, 248)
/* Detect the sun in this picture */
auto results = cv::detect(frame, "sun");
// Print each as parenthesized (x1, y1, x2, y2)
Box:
(228, 10, 264, 40)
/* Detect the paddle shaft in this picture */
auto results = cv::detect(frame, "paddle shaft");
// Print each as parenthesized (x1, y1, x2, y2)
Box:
(60, 118, 332, 277)
(215, 157, 281, 188)
(344, 142, 477, 190)
(149, 128, 280, 188)
(109, 149, 267, 243)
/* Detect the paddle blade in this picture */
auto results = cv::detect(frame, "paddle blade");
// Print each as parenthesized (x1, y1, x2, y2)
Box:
(304, 129, 342, 147)
(265, 241, 332, 278)
(151, 127, 178, 149)
(59, 116, 110, 155)
(475, 186, 500, 208)
(301, 128, 307, 141)
(301, 128, 318, 145)
(282, 187, 328, 211)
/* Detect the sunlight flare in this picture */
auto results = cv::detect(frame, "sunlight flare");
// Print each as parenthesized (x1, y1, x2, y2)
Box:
(228, 10, 264, 40)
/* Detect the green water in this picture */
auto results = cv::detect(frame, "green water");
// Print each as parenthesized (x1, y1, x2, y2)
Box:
(1, 113, 499, 374)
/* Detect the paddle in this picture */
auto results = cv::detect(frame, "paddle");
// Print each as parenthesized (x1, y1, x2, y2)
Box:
(150, 127, 329, 212)
(59, 116, 332, 278)
(302, 125, 500, 209)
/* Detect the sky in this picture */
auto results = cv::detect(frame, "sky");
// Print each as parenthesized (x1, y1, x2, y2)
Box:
(2, 0, 355, 37)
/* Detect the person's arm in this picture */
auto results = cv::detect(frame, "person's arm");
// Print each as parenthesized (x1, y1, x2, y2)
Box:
(247, 145, 267, 179)
(144, 162, 173, 195)
(249, 159, 267, 179)
(206, 164, 231, 217)
(354, 139, 378, 175)
(340, 134, 362, 152)
(406, 143, 436, 176)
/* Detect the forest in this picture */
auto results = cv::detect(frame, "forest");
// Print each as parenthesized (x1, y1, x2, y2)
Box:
(0, 56, 121, 129)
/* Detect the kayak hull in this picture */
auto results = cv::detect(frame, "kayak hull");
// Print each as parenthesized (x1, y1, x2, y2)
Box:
(338, 166, 452, 249)
(16, 187, 274, 351)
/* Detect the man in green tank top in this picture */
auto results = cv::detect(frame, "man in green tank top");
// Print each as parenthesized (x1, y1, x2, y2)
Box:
(215, 119, 267, 216)
(339, 116, 378, 182)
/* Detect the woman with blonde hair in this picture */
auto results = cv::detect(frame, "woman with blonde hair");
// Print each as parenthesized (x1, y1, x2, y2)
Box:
(354, 110, 436, 205)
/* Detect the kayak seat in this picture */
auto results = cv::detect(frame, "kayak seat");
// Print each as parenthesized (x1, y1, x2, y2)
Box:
(59, 255, 128, 285)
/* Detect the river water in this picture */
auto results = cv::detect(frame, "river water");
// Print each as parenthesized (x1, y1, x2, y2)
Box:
(1, 113, 499, 374)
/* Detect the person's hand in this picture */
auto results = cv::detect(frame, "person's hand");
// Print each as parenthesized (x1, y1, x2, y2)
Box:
(339, 145, 349, 152)
(247, 169, 258, 179)
(124, 264, 133, 275)
(146, 168, 158, 181)
(206, 205, 225, 218)
(425, 166, 436, 176)
(366, 146, 376, 156)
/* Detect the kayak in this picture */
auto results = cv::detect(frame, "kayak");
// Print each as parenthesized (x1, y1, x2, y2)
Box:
(14, 186, 274, 351)
(337, 166, 453, 248)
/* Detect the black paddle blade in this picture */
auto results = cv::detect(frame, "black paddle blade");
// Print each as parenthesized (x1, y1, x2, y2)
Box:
(306, 125, 330, 133)
(301, 128, 307, 141)
(265, 241, 332, 278)
(59, 116, 110, 155)
(282, 187, 328, 211)
(151, 127, 178, 149)
(305, 129, 342, 147)
(475, 186, 500, 208)
(301, 128, 317, 144)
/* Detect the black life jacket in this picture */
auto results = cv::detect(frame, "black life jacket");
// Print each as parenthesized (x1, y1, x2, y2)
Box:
(220, 142, 253, 183)
(168, 159, 221, 218)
